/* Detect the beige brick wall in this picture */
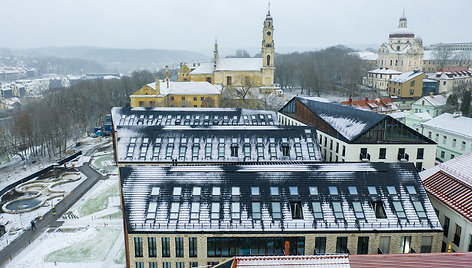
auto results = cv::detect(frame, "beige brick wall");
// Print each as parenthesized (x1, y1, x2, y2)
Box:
(127, 231, 442, 267)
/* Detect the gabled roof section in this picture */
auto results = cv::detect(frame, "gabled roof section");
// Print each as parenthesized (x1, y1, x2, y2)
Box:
(422, 113, 472, 140)
(120, 162, 442, 233)
(390, 71, 425, 83)
(414, 94, 448, 107)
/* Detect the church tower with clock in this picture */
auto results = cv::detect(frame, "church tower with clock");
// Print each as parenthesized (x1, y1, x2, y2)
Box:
(261, 7, 275, 87)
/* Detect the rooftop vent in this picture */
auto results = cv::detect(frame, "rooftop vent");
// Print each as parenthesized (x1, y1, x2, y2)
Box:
(453, 111, 463, 118)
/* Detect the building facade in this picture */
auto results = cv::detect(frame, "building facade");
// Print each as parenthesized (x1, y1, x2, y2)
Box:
(341, 97, 399, 114)
(178, 10, 277, 93)
(364, 68, 401, 90)
(421, 112, 472, 162)
(121, 163, 442, 268)
(387, 71, 427, 98)
(428, 66, 472, 94)
(411, 94, 448, 118)
(278, 97, 437, 170)
(420, 153, 472, 252)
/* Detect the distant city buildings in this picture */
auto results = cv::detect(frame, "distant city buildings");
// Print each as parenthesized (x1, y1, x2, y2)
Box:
(428, 66, 472, 94)
(341, 97, 399, 114)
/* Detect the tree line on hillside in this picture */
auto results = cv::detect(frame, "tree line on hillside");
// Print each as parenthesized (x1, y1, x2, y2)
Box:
(0, 71, 155, 163)
(274, 46, 371, 96)
(445, 81, 472, 117)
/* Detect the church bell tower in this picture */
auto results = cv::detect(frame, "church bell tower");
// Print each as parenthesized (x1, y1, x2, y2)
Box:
(261, 5, 275, 87)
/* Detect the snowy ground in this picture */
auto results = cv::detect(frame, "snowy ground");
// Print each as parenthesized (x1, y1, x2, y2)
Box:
(4, 138, 126, 268)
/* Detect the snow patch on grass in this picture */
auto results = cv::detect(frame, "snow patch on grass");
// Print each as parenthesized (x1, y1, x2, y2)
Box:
(78, 180, 119, 217)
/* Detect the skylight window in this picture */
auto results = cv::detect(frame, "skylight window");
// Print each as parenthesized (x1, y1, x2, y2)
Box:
(155, 138, 162, 144)
(192, 145, 199, 158)
(309, 187, 318, 195)
(191, 203, 199, 219)
(257, 138, 263, 144)
(166, 145, 173, 158)
(413, 201, 426, 218)
(289, 187, 298, 195)
(192, 187, 201, 196)
(372, 201, 387, 218)
(232, 187, 240, 196)
(170, 203, 180, 219)
(244, 145, 251, 157)
(272, 202, 281, 219)
(368, 186, 378, 195)
(148, 202, 157, 213)
(352, 202, 364, 219)
(329, 187, 338, 195)
(181, 137, 187, 144)
(251, 187, 260, 196)
(290, 202, 303, 219)
(257, 145, 264, 158)
(140, 147, 147, 157)
(294, 144, 302, 157)
(205, 145, 212, 158)
(312, 202, 323, 219)
(127, 146, 135, 157)
(142, 138, 149, 144)
(219, 138, 225, 143)
(393, 201, 406, 218)
(307, 137, 313, 143)
(232, 202, 240, 219)
(153, 146, 160, 158)
(212, 187, 220, 196)
(218, 144, 225, 158)
(269, 144, 277, 157)
(211, 203, 219, 219)
(252, 203, 261, 219)
(270, 187, 279, 196)
(179, 145, 186, 158)
(244, 138, 250, 143)
(173, 187, 182, 196)
(332, 202, 344, 219)
(130, 138, 137, 144)
(348, 187, 358, 195)
(387, 186, 397, 195)
(406, 186, 417, 194)
(151, 187, 160, 196)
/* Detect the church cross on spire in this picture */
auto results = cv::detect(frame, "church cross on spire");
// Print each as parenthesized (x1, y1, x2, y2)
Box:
(267, 2, 271, 16)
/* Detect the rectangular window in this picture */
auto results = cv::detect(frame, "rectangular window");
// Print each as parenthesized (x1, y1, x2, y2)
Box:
(453, 139, 457, 148)
(314, 237, 326, 255)
(218, 144, 225, 158)
(282, 145, 290, 156)
(379, 148, 386, 159)
(444, 216, 450, 237)
(352, 202, 364, 219)
(400, 236, 411, 253)
(211, 203, 220, 220)
(357, 237, 369, 254)
(421, 236, 432, 253)
(443, 136, 447, 145)
(190, 262, 198, 268)
(462, 141, 466, 150)
(226, 76, 232, 85)
(150, 262, 158, 268)
(406, 186, 417, 194)
(309, 187, 318, 195)
(191, 203, 199, 219)
(134, 237, 143, 257)
(289, 187, 298, 195)
(176, 262, 184, 268)
(332, 202, 344, 219)
(244, 145, 251, 157)
(387, 186, 397, 195)
(393, 201, 406, 218)
(163, 262, 171, 268)
(251, 187, 260, 196)
(329, 186, 338, 195)
(271, 187, 279, 196)
(175, 237, 184, 257)
(252, 203, 261, 219)
(454, 224, 462, 246)
(312, 202, 323, 219)
(417, 148, 424, 159)
(336, 237, 348, 253)
(372, 201, 387, 218)
(342, 145, 346, 157)
(272, 202, 281, 219)
(170, 203, 180, 219)
(290, 202, 303, 219)
(148, 237, 157, 257)
(348, 186, 358, 195)
(136, 262, 144, 268)
(189, 237, 198, 257)
(232, 202, 240, 219)
(367, 186, 377, 195)
(379, 236, 390, 254)
(162, 237, 170, 257)
(230, 146, 238, 157)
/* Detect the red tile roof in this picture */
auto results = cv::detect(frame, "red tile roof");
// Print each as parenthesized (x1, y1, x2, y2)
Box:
(423, 170, 472, 222)
(341, 98, 398, 112)
(349, 252, 472, 268)
(438, 66, 470, 73)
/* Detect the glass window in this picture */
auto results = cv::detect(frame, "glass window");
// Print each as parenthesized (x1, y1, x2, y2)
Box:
(211, 203, 220, 219)
(252, 203, 261, 219)
(372, 201, 387, 218)
(176, 262, 184, 268)
(257, 145, 264, 158)
(163, 262, 171, 268)
(173, 187, 182, 196)
(270, 187, 279, 196)
(192, 187, 201, 196)
(151, 187, 160, 196)
(205, 145, 212, 158)
(329, 187, 338, 195)
(379, 236, 390, 254)
(162, 237, 170, 257)
(134, 237, 143, 257)
(332, 202, 344, 219)
(290, 202, 303, 219)
(400, 236, 412, 253)
(232, 202, 240, 219)
(191, 203, 199, 219)
(309, 187, 318, 195)
(149, 262, 158, 268)
(454, 224, 462, 246)
(232, 187, 240, 196)
(175, 237, 184, 257)
(352, 202, 364, 219)
(218, 144, 225, 158)
(312, 202, 323, 219)
(272, 202, 281, 219)
(336, 237, 348, 253)
(170, 203, 180, 219)
(289, 187, 298, 195)
(244, 145, 251, 157)
(421, 236, 432, 253)
(357, 237, 369, 254)
(367, 186, 377, 195)
(406, 186, 417, 194)
(148, 237, 157, 257)
(212, 187, 220, 196)
(189, 237, 198, 257)
(251, 187, 260, 196)
(348, 186, 357, 195)
(413, 201, 426, 218)
(444, 216, 450, 237)
(136, 262, 144, 268)
(314, 237, 326, 255)
(393, 201, 406, 218)
(387, 186, 397, 195)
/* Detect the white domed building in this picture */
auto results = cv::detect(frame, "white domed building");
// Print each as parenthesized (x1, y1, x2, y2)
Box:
(377, 14, 424, 72)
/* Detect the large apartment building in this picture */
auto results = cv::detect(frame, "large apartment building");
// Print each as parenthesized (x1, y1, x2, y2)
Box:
(121, 163, 442, 268)
(278, 97, 436, 170)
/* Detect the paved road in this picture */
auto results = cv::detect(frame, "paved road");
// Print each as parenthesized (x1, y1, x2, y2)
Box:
(0, 162, 106, 266)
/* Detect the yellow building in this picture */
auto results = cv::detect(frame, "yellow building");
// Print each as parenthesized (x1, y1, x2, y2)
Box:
(130, 78, 221, 108)
(178, 10, 278, 93)
(387, 70, 427, 98)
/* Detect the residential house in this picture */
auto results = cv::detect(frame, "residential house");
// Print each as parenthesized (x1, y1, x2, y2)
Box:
(411, 94, 449, 118)
(387, 70, 427, 99)
(341, 97, 399, 114)
(365, 68, 401, 90)
(428, 66, 472, 94)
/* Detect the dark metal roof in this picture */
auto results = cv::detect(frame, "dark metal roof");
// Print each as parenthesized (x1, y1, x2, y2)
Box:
(120, 163, 442, 234)
(111, 107, 278, 127)
(115, 125, 322, 164)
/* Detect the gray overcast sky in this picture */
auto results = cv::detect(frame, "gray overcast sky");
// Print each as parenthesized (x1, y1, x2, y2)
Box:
(1, 0, 471, 53)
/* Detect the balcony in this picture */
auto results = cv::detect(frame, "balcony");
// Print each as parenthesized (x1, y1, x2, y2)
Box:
(397, 153, 409, 162)
(360, 153, 371, 162)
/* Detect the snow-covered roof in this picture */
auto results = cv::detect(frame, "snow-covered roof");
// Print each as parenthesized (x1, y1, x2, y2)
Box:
(368, 68, 402, 75)
(414, 112, 433, 121)
(390, 111, 409, 119)
(389, 71, 424, 83)
(420, 94, 449, 107)
(121, 162, 442, 233)
(229, 255, 350, 268)
(422, 113, 472, 140)
(190, 58, 263, 74)
(139, 81, 221, 96)
(389, 27, 415, 38)
(351, 51, 378, 61)
(190, 63, 214, 74)
(420, 153, 472, 184)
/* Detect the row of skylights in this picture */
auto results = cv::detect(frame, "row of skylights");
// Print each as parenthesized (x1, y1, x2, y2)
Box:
(129, 136, 313, 144)
(158, 185, 418, 197)
(146, 199, 427, 221)
(118, 113, 275, 126)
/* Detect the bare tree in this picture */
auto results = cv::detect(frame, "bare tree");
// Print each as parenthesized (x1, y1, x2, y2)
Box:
(202, 97, 215, 108)
(434, 46, 453, 68)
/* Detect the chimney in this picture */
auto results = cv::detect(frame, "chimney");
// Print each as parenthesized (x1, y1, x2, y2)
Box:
(413, 69, 419, 74)
(165, 65, 169, 88)
(155, 78, 160, 94)
(349, 98, 352, 104)
(453, 111, 462, 118)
